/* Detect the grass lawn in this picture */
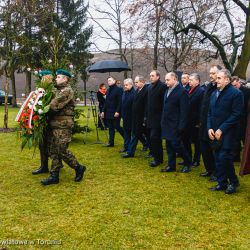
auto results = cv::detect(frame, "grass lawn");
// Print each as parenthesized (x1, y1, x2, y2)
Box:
(0, 106, 249, 250)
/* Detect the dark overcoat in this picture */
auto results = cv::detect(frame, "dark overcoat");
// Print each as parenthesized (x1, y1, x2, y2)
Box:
(131, 85, 148, 135)
(97, 91, 106, 111)
(103, 84, 123, 119)
(199, 82, 217, 141)
(240, 100, 250, 176)
(161, 83, 190, 141)
(146, 80, 167, 129)
(121, 87, 135, 130)
(188, 85, 205, 129)
(207, 83, 244, 150)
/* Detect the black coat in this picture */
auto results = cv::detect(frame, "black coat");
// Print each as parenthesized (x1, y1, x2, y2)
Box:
(239, 85, 250, 139)
(207, 84, 244, 149)
(97, 90, 106, 111)
(121, 88, 135, 130)
(146, 80, 167, 129)
(188, 86, 205, 128)
(131, 85, 148, 135)
(161, 84, 190, 140)
(199, 82, 217, 141)
(103, 84, 123, 119)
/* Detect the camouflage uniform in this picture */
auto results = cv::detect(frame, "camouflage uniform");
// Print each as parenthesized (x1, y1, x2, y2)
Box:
(48, 84, 79, 173)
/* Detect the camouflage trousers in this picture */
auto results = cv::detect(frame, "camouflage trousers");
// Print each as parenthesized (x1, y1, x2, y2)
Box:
(47, 128, 79, 173)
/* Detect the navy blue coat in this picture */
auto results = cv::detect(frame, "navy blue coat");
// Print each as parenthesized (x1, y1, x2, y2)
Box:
(121, 87, 135, 130)
(207, 83, 244, 149)
(103, 84, 123, 119)
(161, 84, 190, 140)
(132, 85, 148, 135)
(188, 85, 205, 128)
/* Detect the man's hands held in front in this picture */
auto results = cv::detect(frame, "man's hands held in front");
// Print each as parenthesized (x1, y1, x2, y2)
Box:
(208, 129, 222, 140)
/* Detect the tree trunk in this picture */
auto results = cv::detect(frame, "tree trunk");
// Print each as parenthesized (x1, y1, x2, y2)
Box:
(83, 80, 87, 106)
(153, 6, 160, 69)
(3, 76, 9, 129)
(233, 15, 250, 79)
(11, 69, 17, 107)
(25, 71, 32, 96)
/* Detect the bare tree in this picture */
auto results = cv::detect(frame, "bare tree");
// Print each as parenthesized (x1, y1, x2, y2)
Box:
(177, 0, 250, 79)
(88, 0, 128, 60)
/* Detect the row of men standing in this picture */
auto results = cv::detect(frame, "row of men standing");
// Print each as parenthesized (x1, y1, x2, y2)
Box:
(99, 66, 248, 194)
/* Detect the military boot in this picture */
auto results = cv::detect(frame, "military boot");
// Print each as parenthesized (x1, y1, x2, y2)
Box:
(41, 171, 59, 185)
(75, 164, 86, 182)
(32, 165, 49, 175)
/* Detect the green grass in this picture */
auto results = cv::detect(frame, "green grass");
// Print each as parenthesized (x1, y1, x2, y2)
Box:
(0, 106, 249, 250)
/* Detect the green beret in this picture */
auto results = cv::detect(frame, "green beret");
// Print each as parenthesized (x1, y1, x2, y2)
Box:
(56, 69, 72, 78)
(38, 70, 52, 78)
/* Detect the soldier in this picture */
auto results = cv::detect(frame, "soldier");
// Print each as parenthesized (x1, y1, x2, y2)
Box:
(32, 70, 52, 175)
(41, 69, 86, 185)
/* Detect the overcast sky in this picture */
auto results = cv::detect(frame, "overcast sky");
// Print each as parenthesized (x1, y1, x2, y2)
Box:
(87, 0, 124, 52)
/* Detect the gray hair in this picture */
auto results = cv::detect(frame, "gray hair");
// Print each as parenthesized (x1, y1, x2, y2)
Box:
(135, 75, 145, 83)
(124, 78, 133, 85)
(190, 73, 200, 82)
(218, 69, 231, 80)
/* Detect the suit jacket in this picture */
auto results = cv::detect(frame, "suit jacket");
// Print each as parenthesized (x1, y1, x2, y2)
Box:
(161, 83, 190, 140)
(146, 80, 167, 129)
(199, 82, 217, 141)
(103, 84, 123, 119)
(207, 83, 244, 149)
(121, 88, 135, 130)
(131, 85, 148, 135)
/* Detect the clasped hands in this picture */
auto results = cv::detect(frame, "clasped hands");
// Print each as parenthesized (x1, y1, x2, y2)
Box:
(208, 129, 222, 141)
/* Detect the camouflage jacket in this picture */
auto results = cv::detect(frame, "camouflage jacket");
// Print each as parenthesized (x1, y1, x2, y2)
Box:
(49, 85, 75, 129)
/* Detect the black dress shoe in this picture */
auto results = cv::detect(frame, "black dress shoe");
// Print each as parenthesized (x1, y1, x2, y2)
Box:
(104, 143, 114, 147)
(160, 166, 176, 172)
(209, 175, 217, 182)
(119, 148, 127, 153)
(145, 153, 153, 158)
(149, 160, 162, 167)
(180, 166, 190, 173)
(199, 171, 211, 177)
(122, 153, 134, 158)
(191, 161, 200, 168)
(32, 166, 49, 175)
(224, 184, 237, 194)
(209, 184, 227, 191)
(141, 145, 149, 151)
(75, 165, 86, 182)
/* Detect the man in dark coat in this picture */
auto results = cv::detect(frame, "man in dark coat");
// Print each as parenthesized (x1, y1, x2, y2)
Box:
(146, 70, 167, 167)
(181, 73, 191, 91)
(185, 73, 205, 167)
(122, 75, 148, 158)
(161, 72, 191, 173)
(199, 65, 222, 179)
(231, 76, 250, 161)
(207, 69, 244, 194)
(120, 78, 135, 152)
(101, 76, 124, 147)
